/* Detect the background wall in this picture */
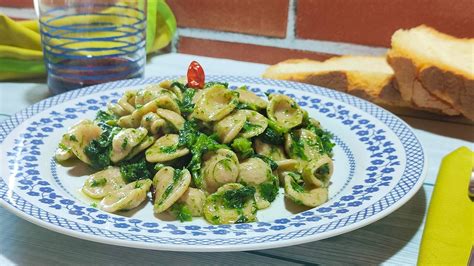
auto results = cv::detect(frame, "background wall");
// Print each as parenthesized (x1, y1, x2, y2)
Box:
(167, 0, 474, 64)
(2, 0, 473, 64)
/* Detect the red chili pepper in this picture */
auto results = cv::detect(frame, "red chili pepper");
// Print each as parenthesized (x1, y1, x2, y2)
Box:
(186, 61, 205, 89)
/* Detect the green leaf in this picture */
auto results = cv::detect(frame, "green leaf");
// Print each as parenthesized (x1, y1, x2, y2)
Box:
(170, 202, 193, 222)
(231, 137, 254, 159)
(222, 186, 256, 209)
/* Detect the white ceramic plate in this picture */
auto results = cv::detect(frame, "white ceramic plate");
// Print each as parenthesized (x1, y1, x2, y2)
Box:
(0, 76, 426, 251)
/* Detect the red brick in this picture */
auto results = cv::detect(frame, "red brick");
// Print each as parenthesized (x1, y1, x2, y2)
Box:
(178, 37, 334, 64)
(168, 0, 289, 38)
(296, 0, 474, 47)
(0, 0, 33, 8)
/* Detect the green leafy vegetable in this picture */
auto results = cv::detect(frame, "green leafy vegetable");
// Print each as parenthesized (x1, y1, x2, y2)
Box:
(252, 154, 278, 171)
(259, 181, 278, 202)
(95, 110, 117, 125)
(188, 134, 227, 188)
(170, 81, 187, 92)
(178, 120, 200, 148)
(179, 88, 196, 116)
(306, 123, 335, 157)
(288, 132, 308, 160)
(177, 120, 228, 188)
(120, 157, 153, 183)
(231, 137, 254, 159)
(241, 121, 261, 133)
(84, 123, 121, 170)
(260, 120, 287, 145)
(291, 179, 305, 193)
(222, 186, 256, 209)
(204, 81, 229, 88)
(170, 202, 193, 222)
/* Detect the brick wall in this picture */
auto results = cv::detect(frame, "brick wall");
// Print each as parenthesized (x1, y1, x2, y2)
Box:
(2, 0, 473, 64)
(168, 0, 474, 64)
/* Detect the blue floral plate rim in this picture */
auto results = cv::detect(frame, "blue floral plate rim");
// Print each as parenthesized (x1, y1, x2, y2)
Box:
(0, 76, 427, 251)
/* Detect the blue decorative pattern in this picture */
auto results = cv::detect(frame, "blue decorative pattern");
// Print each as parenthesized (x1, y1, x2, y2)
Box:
(0, 76, 425, 249)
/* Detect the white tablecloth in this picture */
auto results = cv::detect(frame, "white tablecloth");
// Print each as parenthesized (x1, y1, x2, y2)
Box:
(0, 53, 472, 265)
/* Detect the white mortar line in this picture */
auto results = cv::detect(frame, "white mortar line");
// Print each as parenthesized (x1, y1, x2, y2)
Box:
(178, 27, 388, 56)
(286, 0, 296, 39)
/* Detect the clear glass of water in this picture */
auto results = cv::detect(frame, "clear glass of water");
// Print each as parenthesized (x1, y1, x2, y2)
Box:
(37, 0, 147, 95)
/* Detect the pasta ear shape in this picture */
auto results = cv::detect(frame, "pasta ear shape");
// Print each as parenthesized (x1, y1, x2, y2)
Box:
(267, 94, 303, 130)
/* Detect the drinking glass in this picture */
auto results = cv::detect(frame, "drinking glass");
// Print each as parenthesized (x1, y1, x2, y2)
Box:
(36, 0, 147, 95)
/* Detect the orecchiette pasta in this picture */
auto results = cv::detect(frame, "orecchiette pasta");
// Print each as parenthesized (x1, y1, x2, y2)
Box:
(153, 167, 192, 213)
(203, 183, 257, 224)
(267, 94, 304, 130)
(110, 127, 148, 163)
(214, 111, 247, 144)
(99, 179, 152, 212)
(283, 172, 328, 207)
(82, 166, 126, 199)
(201, 148, 240, 193)
(55, 119, 102, 165)
(238, 110, 268, 139)
(175, 188, 207, 217)
(236, 87, 267, 110)
(192, 85, 238, 121)
(56, 72, 335, 225)
(145, 134, 189, 162)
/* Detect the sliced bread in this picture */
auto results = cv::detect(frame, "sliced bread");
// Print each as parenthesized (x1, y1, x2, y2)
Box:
(387, 25, 473, 119)
(262, 56, 411, 107)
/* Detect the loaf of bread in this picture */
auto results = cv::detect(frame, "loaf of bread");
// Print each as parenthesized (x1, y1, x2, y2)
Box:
(262, 56, 411, 108)
(387, 25, 474, 119)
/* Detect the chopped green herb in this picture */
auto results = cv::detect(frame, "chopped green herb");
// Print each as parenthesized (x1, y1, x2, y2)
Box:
(121, 138, 128, 150)
(120, 157, 153, 183)
(231, 137, 254, 159)
(204, 81, 229, 88)
(260, 120, 286, 145)
(154, 163, 166, 171)
(291, 179, 305, 193)
(306, 124, 335, 157)
(178, 121, 228, 188)
(289, 132, 308, 160)
(90, 178, 107, 187)
(95, 110, 117, 124)
(84, 124, 121, 170)
(169, 202, 193, 222)
(135, 104, 143, 109)
(222, 186, 256, 209)
(90, 202, 98, 208)
(235, 215, 248, 223)
(58, 143, 70, 151)
(241, 121, 261, 133)
(160, 145, 177, 154)
(236, 102, 259, 111)
(69, 134, 78, 142)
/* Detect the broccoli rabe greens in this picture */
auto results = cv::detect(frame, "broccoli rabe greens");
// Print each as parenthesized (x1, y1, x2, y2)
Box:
(55, 77, 335, 225)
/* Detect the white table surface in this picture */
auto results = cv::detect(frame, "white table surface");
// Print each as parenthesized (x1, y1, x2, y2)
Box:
(0, 53, 472, 265)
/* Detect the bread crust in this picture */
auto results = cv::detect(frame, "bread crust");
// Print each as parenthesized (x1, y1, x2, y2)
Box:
(386, 54, 461, 116)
